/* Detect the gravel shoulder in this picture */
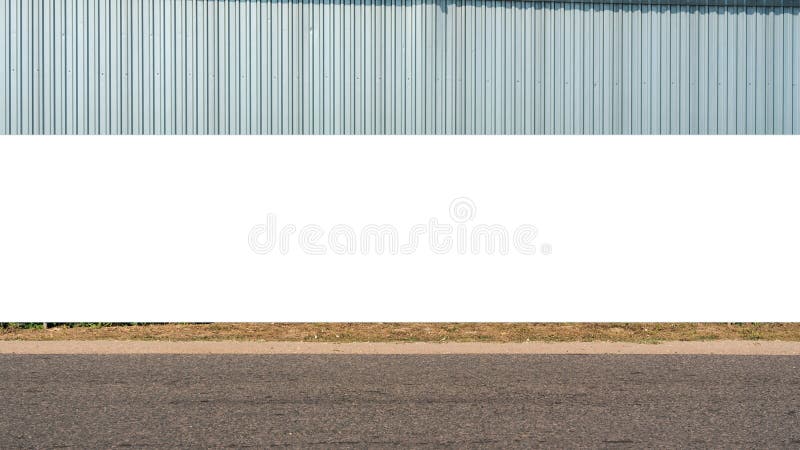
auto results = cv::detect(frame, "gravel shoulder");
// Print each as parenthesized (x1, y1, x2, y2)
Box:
(3, 340, 800, 354)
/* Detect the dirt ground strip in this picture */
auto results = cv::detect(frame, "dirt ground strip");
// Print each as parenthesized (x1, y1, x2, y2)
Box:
(2, 323, 800, 342)
(2, 340, 800, 355)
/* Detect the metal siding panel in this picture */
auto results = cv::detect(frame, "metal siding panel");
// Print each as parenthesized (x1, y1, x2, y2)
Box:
(620, 4, 629, 133)
(131, 0, 139, 133)
(66, 0, 76, 133)
(554, 2, 562, 134)
(668, 5, 676, 132)
(453, 0, 460, 133)
(356, 0, 363, 133)
(109, 0, 117, 133)
(359, 0, 365, 133)
(153, 0, 162, 133)
(571, 2, 581, 133)
(420, 0, 430, 133)
(736, 6, 746, 133)
(99, 0, 108, 133)
(563, 2, 572, 134)
(3, 0, 798, 135)
(603, 4, 612, 133)
(697, 6, 707, 132)
(224, 0, 231, 133)
(613, 3, 622, 134)
(592, 3, 601, 133)
(497, 0, 503, 133)
(732, 5, 740, 132)
(504, 2, 511, 133)
(55, 0, 65, 133)
(79, 0, 86, 134)
(245, 0, 254, 133)
(280, 0, 289, 133)
(382, 0, 392, 133)
(378, 0, 388, 134)
(755, 6, 765, 133)
(707, 6, 717, 132)
(10, 0, 18, 133)
(456, 0, 464, 133)
(147, 0, 154, 132)
(251, 0, 261, 134)
(215, 0, 224, 132)
(408, 0, 416, 133)
(243, 0, 252, 134)
(465, 0, 473, 132)
(715, 6, 724, 132)
(640, 5, 648, 133)
(652, 5, 661, 132)
(495, 0, 501, 133)
(533, 2, 542, 133)
(269, 0, 278, 133)
(685, 5, 694, 134)
(185, 0, 194, 134)
(374, 0, 384, 134)
(295, 0, 302, 133)
(580, 4, 589, 133)
(20, 0, 30, 134)
(138, 0, 144, 134)
(194, 0, 203, 133)
(41, 0, 50, 133)
(794, 8, 798, 133)
(503, 0, 510, 133)
(296, 0, 303, 134)
(483, 0, 492, 132)
(95, 0, 103, 133)
(483, 0, 490, 134)
(719, 5, 729, 132)
(392, 0, 401, 133)
(140, 0, 147, 133)
(784, 9, 792, 133)
(765, 7, 774, 132)
(32, 0, 40, 134)
(415, 0, 424, 133)
(313, 0, 322, 133)
(630, 4, 640, 133)
(525, 3, 531, 132)
(206, 0, 212, 134)
(544, 3, 552, 133)
(771, 7, 780, 132)
(202, 0, 211, 133)
(163, 0, 172, 133)
(504, 1, 512, 133)
(120, 0, 129, 134)
(677, 5, 686, 133)
(0, 0, 6, 134)
(231, 0, 240, 134)
(34, 0, 43, 133)
(239, 0, 246, 133)
(752, 6, 760, 132)
(400, 0, 408, 132)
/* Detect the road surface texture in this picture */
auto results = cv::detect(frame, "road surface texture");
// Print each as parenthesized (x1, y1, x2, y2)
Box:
(2, 354, 799, 448)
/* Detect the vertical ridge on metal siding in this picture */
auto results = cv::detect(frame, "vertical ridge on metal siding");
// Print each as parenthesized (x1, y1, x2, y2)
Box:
(0, 0, 798, 134)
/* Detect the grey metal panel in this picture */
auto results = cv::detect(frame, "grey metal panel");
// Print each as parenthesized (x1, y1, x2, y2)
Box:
(1, 0, 798, 134)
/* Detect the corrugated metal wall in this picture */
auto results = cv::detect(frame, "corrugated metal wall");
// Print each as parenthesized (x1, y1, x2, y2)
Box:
(1, 0, 798, 134)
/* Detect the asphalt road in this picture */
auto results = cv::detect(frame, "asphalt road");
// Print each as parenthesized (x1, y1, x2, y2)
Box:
(2, 354, 799, 448)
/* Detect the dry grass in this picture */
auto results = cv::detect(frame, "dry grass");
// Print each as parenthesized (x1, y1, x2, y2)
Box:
(2, 323, 800, 342)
